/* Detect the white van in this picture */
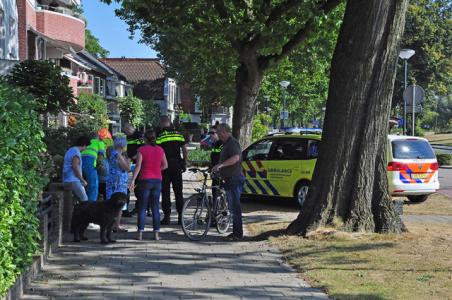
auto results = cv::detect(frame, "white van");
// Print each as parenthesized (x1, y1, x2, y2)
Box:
(387, 135, 440, 202)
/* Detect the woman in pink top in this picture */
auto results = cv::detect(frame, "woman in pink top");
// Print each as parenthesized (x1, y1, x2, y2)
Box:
(130, 130, 168, 240)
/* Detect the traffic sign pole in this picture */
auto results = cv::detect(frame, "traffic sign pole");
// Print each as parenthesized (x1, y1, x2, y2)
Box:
(412, 84, 416, 136)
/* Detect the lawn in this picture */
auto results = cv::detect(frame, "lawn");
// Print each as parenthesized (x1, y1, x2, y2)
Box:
(425, 132, 452, 146)
(246, 195, 452, 300)
(397, 193, 452, 216)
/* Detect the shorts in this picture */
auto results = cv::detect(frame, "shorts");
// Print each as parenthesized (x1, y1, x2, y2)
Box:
(65, 181, 88, 202)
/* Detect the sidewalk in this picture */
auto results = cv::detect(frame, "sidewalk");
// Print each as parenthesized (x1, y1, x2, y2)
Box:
(21, 174, 329, 300)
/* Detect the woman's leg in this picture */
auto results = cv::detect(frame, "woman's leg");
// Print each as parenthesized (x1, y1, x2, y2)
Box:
(136, 183, 150, 232)
(150, 180, 162, 233)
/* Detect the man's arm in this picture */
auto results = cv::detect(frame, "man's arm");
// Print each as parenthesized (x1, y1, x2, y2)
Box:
(217, 154, 240, 169)
(182, 144, 188, 161)
(72, 156, 87, 186)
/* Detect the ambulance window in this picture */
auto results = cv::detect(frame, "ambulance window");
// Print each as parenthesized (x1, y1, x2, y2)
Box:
(392, 140, 435, 159)
(308, 140, 320, 159)
(269, 138, 307, 160)
(244, 139, 273, 161)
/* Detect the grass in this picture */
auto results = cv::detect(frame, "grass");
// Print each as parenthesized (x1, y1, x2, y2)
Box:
(425, 132, 452, 146)
(246, 195, 452, 300)
(396, 193, 452, 216)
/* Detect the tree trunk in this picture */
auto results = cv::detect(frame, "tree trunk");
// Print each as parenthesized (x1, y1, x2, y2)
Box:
(287, 0, 408, 235)
(232, 62, 264, 147)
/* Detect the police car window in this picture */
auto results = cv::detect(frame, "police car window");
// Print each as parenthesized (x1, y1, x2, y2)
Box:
(269, 139, 306, 160)
(392, 140, 435, 159)
(308, 140, 320, 159)
(245, 140, 273, 161)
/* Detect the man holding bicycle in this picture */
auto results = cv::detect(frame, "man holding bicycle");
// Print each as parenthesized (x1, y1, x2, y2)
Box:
(212, 123, 245, 241)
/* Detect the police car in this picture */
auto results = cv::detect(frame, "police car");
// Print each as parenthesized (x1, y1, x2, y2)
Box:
(242, 133, 439, 206)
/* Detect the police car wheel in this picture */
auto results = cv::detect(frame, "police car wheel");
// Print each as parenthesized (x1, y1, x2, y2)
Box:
(295, 182, 310, 208)
(407, 195, 429, 203)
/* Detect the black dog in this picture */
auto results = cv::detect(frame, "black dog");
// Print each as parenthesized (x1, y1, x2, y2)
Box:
(71, 192, 127, 244)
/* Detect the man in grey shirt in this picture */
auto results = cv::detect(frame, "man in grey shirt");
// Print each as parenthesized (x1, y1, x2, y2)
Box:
(212, 123, 245, 240)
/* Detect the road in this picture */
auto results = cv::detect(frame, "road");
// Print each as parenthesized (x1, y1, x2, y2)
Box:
(438, 166, 452, 198)
(432, 145, 452, 154)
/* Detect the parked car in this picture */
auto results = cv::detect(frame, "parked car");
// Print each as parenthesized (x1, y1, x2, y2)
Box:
(241, 133, 439, 206)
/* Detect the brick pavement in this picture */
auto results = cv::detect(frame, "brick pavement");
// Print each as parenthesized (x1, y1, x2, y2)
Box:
(21, 174, 329, 300)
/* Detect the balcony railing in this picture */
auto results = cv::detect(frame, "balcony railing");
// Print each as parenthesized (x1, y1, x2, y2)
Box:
(37, 4, 84, 20)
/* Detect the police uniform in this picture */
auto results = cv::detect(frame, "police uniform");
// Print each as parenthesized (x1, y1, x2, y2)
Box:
(156, 127, 186, 223)
(210, 140, 223, 167)
(81, 139, 105, 202)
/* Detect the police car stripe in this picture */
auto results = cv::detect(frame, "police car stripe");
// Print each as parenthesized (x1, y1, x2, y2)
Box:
(252, 179, 268, 195)
(244, 180, 257, 194)
(263, 179, 280, 196)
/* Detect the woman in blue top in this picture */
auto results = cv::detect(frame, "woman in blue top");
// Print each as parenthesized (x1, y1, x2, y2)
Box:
(107, 136, 131, 231)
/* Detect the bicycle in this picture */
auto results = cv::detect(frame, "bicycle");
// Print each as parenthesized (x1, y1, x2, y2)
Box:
(181, 168, 231, 241)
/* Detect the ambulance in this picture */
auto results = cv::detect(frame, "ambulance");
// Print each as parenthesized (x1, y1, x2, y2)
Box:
(241, 133, 439, 206)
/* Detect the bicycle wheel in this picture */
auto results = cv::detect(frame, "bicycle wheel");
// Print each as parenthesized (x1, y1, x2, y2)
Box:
(181, 193, 211, 241)
(215, 192, 232, 234)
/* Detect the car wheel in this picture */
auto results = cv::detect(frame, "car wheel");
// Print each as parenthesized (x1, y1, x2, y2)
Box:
(407, 195, 429, 203)
(294, 181, 310, 208)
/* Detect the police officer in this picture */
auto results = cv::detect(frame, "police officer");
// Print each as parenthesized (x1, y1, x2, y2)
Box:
(81, 133, 105, 202)
(156, 115, 187, 225)
(209, 128, 223, 167)
(123, 123, 144, 217)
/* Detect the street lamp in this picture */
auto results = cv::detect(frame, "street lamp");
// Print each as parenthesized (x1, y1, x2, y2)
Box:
(279, 80, 290, 129)
(399, 49, 415, 135)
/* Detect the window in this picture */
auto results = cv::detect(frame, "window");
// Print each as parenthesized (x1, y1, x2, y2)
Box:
(392, 140, 435, 159)
(93, 77, 100, 94)
(36, 37, 46, 60)
(268, 138, 307, 160)
(307, 140, 320, 159)
(244, 139, 273, 161)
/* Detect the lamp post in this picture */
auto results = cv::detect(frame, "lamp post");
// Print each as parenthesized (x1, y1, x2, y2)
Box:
(279, 80, 290, 129)
(399, 49, 415, 135)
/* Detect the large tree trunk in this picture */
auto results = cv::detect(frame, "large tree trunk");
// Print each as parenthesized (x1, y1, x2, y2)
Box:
(232, 62, 264, 147)
(287, 0, 408, 235)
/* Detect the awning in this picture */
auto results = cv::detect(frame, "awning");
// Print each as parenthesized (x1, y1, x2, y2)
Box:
(63, 54, 92, 70)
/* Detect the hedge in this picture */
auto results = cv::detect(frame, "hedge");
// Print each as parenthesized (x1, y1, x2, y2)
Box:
(0, 82, 47, 296)
(188, 149, 210, 167)
(436, 154, 452, 166)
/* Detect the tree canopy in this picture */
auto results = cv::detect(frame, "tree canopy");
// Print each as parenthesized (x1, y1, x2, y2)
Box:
(85, 29, 110, 58)
(101, 0, 343, 144)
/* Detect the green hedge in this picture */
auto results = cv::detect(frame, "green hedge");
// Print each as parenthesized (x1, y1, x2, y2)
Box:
(188, 149, 210, 167)
(0, 82, 47, 296)
(436, 154, 452, 166)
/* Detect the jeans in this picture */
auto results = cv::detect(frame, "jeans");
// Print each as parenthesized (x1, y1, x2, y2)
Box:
(162, 160, 184, 216)
(224, 175, 245, 238)
(136, 179, 162, 232)
(65, 181, 88, 202)
(82, 156, 98, 202)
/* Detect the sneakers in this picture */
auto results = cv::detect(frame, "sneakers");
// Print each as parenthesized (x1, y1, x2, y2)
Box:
(87, 223, 100, 230)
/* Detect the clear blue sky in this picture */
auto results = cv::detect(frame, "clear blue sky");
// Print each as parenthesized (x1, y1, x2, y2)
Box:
(83, 1, 158, 58)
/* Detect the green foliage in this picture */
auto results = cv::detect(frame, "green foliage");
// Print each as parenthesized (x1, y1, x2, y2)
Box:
(142, 101, 161, 127)
(43, 122, 95, 181)
(85, 29, 110, 58)
(179, 112, 192, 122)
(436, 154, 452, 166)
(0, 81, 47, 296)
(398, 1, 451, 131)
(119, 95, 144, 127)
(76, 93, 109, 131)
(102, 0, 343, 108)
(5, 60, 74, 115)
(252, 114, 272, 142)
(188, 149, 210, 167)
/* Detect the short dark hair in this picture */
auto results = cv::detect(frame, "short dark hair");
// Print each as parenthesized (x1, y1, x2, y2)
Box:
(75, 135, 91, 147)
(144, 129, 157, 146)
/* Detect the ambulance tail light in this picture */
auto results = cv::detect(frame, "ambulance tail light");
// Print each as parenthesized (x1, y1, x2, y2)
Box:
(431, 162, 439, 171)
(387, 162, 408, 171)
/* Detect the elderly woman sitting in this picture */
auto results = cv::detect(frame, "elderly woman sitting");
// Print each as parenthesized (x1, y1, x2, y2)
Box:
(107, 136, 131, 232)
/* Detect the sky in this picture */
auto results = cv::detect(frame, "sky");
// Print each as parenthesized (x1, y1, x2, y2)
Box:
(83, 1, 158, 58)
